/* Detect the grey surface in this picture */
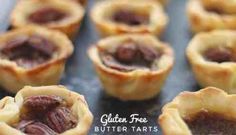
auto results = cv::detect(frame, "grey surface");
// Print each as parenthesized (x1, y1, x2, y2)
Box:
(0, 0, 200, 134)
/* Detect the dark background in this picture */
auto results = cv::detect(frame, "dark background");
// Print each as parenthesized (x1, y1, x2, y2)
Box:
(0, 0, 199, 134)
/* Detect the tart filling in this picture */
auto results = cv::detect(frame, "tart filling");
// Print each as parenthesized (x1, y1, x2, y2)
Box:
(0, 35, 56, 69)
(184, 110, 236, 135)
(14, 95, 77, 134)
(203, 47, 235, 63)
(112, 9, 149, 26)
(100, 40, 162, 72)
(28, 7, 68, 24)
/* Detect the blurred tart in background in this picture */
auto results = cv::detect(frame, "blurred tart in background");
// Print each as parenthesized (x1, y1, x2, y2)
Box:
(91, 0, 168, 37)
(10, 0, 84, 39)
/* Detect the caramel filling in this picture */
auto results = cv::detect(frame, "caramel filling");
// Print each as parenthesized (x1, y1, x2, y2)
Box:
(100, 41, 162, 71)
(0, 35, 56, 69)
(185, 111, 236, 135)
(203, 47, 235, 63)
(28, 7, 67, 24)
(15, 95, 78, 134)
(112, 10, 149, 25)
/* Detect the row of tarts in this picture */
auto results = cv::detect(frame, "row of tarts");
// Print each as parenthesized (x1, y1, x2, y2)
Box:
(0, 0, 235, 134)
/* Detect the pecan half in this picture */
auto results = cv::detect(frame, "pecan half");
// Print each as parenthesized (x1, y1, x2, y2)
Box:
(23, 95, 64, 112)
(17, 120, 57, 135)
(45, 107, 78, 133)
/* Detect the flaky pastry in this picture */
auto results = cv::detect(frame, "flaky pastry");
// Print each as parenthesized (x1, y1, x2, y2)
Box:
(88, 34, 174, 101)
(0, 85, 93, 135)
(159, 87, 236, 135)
(91, 0, 168, 37)
(0, 26, 73, 93)
(11, 0, 85, 38)
(187, 0, 236, 33)
(186, 30, 236, 93)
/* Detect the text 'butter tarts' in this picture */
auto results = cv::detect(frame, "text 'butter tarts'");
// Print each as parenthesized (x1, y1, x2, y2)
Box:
(0, 26, 73, 93)
(159, 87, 236, 135)
(186, 30, 236, 93)
(187, 0, 236, 33)
(0, 85, 93, 135)
(91, 0, 168, 37)
(10, 0, 85, 38)
(88, 34, 174, 101)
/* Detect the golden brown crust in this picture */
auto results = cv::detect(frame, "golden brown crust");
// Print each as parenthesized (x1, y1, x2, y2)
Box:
(186, 30, 236, 93)
(187, 0, 236, 33)
(90, 0, 168, 37)
(159, 87, 236, 135)
(0, 26, 74, 93)
(88, 34, 174, 101)
(11, 0, 85, 39)
(0, 85, 93, 135)
(201, 0, 236, 14)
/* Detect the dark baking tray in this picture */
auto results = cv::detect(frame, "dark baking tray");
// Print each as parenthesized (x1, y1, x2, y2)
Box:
(0, 0, 200, 134)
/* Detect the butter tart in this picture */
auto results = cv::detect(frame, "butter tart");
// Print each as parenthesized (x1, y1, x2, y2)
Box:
(0, 85, 93, 135)
(159, 87, 236, 135)
(88, 34, 174, 101)
(0, 26, 73, 93)
(201, 0, 236, 14)
(11, 0, 85, 38)
(91, 0, 168, 37)
(187, 0, 236, 33)
(186, 30, 236, 93)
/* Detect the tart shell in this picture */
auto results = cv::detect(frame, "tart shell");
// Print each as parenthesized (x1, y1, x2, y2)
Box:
(186, 30, 236, 93)
(0, 85, 93, 135)
(201, 0, 236, 14)
(91, 0, 168, 37)
(0, 26, 73, 93)
(187, 0, 236, 33)
(11, 0, 85, 39)
(88, 34, 174, 101)
(159, 87, 236, 135)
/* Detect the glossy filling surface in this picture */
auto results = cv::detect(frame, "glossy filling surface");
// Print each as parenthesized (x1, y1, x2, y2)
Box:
(28, 7, 67, 24)
(203, 47, 235, 63)
(184, 111, 236, 135)
(0, 35, 56, 69)
(112, 10, 149, 26)
(100, 41, 162, 71)
(15, 95, 78, 134)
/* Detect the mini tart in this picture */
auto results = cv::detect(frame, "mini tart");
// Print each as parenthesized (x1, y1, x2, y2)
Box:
(187, 0, 236, 33)
(186, 30, 236, 93)
(91, 0, 168, 37)
(11, 0, 85, 39)
(159, 87, 236, 135)
(0, 26, 73, 93)
(0, 85, 93, 135)
(201, 0, 236, 14)
(88, 34, 174, 101)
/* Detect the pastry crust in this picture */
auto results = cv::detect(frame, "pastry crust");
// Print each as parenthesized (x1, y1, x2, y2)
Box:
(88, 34, 174, 101)
(159, 87, 236, 135)
(0, 26, 73, 93)
(201, 0, 236, 14)
(186, 30, 236, 93)
(91, 0, 168, 37)
(11, 0, 85, 39)
(0, 85, 93, 135)
(187, 0, 236, 33)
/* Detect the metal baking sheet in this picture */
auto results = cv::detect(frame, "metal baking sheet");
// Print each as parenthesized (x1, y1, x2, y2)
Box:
(0, 0, 199, 134)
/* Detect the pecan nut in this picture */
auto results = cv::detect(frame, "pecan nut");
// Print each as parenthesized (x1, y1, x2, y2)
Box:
(23, 95, 64, 112)
(45, 107, 78, 133)
(16, 120, 57, 135)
